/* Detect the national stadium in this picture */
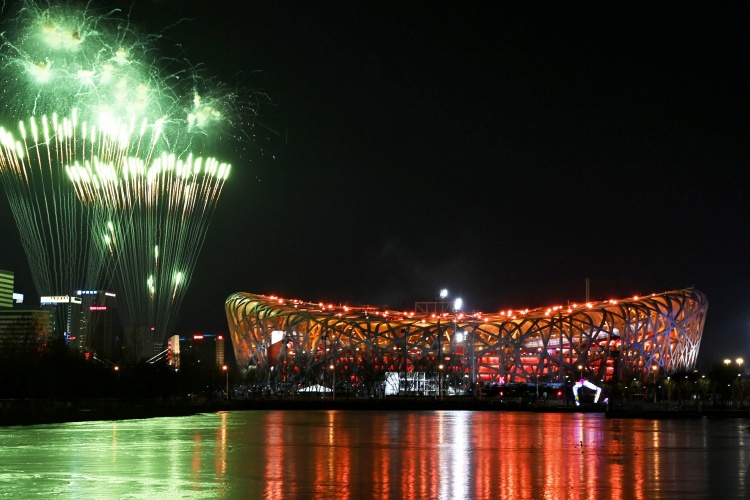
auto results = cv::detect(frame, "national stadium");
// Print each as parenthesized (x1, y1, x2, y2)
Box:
(225, 288, 707, 395)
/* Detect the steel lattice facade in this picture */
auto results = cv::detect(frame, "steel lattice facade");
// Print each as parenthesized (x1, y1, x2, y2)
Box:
(225, 288, 707, 389)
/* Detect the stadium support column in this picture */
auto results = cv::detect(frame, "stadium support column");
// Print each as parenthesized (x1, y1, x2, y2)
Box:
(223, 365, 229, 399)
(472, 327, 476, 398)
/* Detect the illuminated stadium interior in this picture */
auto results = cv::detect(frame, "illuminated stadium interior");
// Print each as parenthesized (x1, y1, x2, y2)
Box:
(225, 288, 707, 394)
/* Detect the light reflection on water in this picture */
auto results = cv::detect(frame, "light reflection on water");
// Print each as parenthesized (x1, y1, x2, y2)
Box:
(0, 410, 747, 499)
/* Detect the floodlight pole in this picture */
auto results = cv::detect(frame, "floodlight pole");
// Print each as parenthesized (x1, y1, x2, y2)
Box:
(222, 365, 228, 400)
(437, 289, 448, 398)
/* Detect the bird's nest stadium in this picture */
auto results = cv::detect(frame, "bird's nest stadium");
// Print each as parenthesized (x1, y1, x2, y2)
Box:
(225, 288, 707, 395)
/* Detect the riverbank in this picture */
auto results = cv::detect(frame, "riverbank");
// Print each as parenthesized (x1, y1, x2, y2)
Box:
(1, 397, 747, 426)
(604, 402, 750, 419)
(0, 399, 206, 426)
(0, 397, 599, 425)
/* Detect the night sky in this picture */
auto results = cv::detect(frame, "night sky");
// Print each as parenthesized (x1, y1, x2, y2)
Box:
(1, 2, 748, 365)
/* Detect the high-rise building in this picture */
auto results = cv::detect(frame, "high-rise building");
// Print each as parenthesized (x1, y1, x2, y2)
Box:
(0, 268, 53, 357)
(180, 333, 226, 367)
(123, 326, 159, 365)
(40, 295, 83, 348)
(76, 290, 119, 362)
(216, 334, 226, 367)
(168, 334, 181, 369)
(0, 269, 13, 309)
(0, 308, 54, 357)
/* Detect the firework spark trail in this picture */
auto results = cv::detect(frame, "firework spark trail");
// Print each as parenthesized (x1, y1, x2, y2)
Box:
(0, 117, 100, 295)
(77, 151, 230, 343)
(0, 1, 244, 355)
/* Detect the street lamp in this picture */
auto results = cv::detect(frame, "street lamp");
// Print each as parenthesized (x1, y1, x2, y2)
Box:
(438, 289, 448, 354)
(737, 358, 745, 408)
(453, 297, 462, 396)
(724, 358, 744, 406)
(438, 364, 444, 400)
(222, 365, 228, 400)
(113, 365, 120, 395)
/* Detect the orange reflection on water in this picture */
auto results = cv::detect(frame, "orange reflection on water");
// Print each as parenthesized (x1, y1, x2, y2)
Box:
(110, 422, 118, 463)
(190, 432, 202, 490)
(473, 413, 497, 499)
(248, 409, 716, 499)
(401, 412, 440, 499)
(312, 412, 329, 498)
(606, 418, 627, 499)
(215, 411, 228, 478)
(370, 414, 392, 498)
(262, 412, 286, 500)
(324, 411, 352, 500)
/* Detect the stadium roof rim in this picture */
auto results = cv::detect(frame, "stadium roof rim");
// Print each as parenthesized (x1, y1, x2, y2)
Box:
(225, 287, 707, 323)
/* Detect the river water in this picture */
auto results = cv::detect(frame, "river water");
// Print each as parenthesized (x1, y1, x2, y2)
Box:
(0, 410, 747, 499)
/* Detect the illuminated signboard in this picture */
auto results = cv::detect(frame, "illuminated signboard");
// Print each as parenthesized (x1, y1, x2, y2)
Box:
(90, 306, 107, 311)
(41, 296, 82, 304)
(41, 295, 72, 304)
(76, 291, 116, 297)
(193, 334, 204, 340)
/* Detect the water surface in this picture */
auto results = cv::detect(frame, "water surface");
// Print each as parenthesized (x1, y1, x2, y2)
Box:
(0, 410, 747, 499)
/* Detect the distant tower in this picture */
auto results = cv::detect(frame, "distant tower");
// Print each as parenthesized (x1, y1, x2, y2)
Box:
(40, 295, 83, 347)
(216, 334, 225, 367)
(76, 290, 119, 362)
(168, 334, 181, 369)
(123, 326, 156, 365)
(181, 333, 223, 367)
